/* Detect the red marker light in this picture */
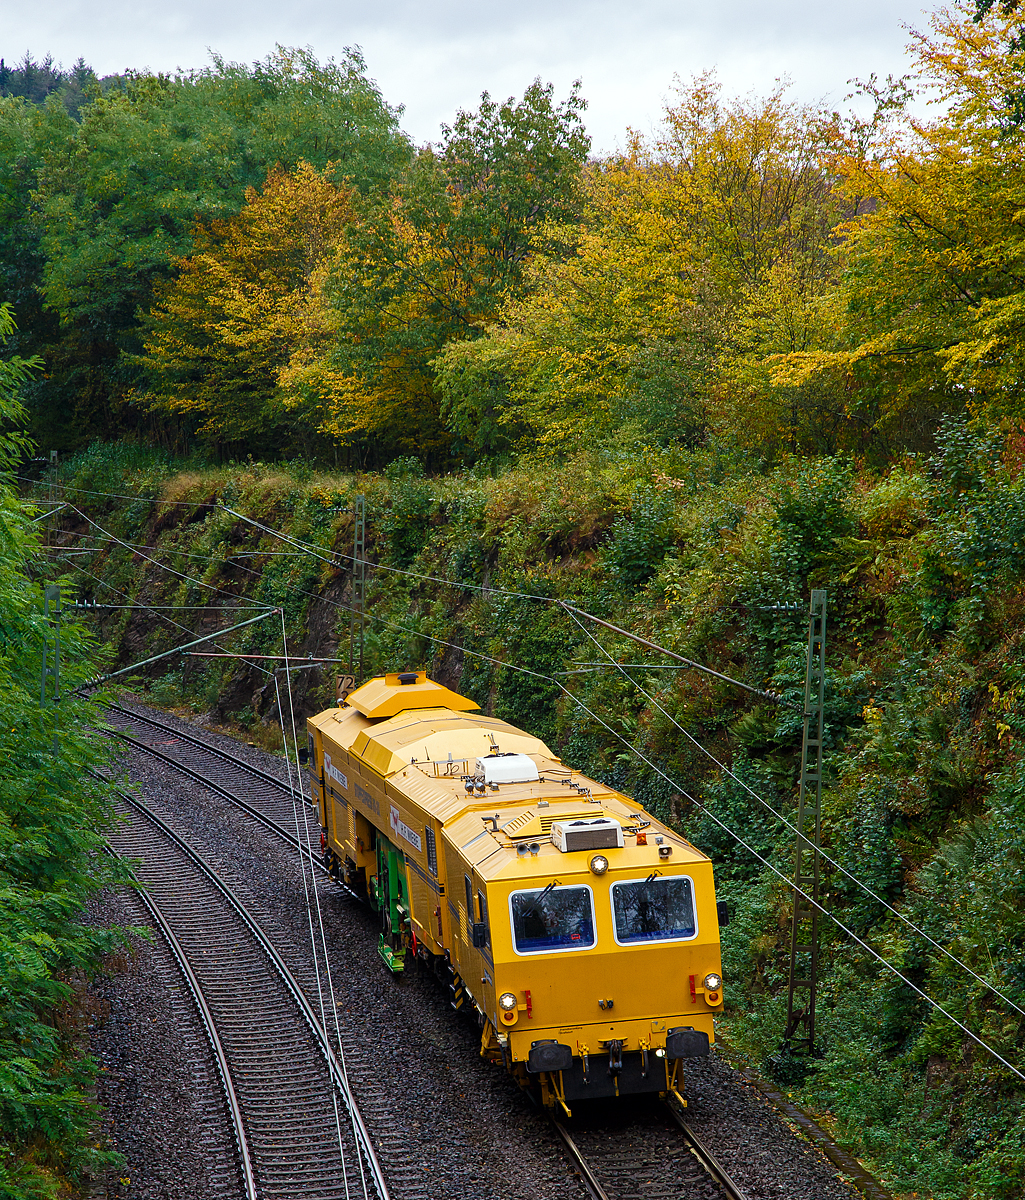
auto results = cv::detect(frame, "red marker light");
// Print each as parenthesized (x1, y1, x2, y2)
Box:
(689, 974, 696, 1001)
(525, 989, 533, 1019)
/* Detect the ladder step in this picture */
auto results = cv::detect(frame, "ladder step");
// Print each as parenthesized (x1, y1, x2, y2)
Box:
(790, 979, 813, 988)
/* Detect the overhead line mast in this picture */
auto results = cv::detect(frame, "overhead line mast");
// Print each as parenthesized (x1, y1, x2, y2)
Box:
(348, 494, 366, 687)
(783, 590, 827, 1056)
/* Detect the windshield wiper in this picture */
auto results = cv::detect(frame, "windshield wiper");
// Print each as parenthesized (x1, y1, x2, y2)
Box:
(522, 879, 560, 918)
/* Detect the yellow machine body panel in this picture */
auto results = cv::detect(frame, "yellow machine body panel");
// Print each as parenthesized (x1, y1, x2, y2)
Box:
(308, 672, 724, 1102)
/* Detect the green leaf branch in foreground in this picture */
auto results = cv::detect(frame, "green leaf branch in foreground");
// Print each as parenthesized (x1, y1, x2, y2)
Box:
(0, 304, 133, 1199)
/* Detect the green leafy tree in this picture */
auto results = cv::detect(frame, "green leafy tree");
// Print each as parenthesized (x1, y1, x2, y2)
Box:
(0, 303, 130, 1198)
(16, 47, 408, 450)
(282, 79, 590, 464)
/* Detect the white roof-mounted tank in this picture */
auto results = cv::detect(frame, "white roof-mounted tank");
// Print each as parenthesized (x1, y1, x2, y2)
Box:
(475, 753, 539, 785)
(551, 817, 624, 852)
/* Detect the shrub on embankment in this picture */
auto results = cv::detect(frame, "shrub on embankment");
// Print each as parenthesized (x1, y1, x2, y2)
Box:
(35, 426, 1025, 1199)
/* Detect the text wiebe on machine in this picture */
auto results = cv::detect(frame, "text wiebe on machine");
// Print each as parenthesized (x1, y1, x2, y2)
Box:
(324, 753, 348, 791)
(390, 805, 423, 852)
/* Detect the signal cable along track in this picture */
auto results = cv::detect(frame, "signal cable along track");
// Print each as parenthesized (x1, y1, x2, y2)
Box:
(550, 1096, 748, 1200)
(104, 781, 389, 1200)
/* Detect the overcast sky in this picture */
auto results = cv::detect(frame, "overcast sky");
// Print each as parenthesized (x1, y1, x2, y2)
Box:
(3, 0, 931, 151)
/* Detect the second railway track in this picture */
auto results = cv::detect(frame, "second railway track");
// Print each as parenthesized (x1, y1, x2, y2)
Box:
(106, 782, 387, 1200)
(552, 1096, 747, 1200)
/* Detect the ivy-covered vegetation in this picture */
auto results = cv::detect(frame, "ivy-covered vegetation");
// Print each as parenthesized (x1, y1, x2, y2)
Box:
(34, 418, 1025, 1199)
(0, 308, 129, 1199)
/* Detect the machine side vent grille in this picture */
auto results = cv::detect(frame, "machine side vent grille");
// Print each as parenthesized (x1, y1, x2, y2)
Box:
(540, 812, 593, 834)
(503, 811, 538, 837)
(425, 825, 438, 875)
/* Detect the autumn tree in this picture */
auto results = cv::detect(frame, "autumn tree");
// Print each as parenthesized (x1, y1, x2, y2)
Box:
(773, 2, 1025, 455)
(280, 79, 590, 463)
(435, 76, 844, 458)
(139, 161, 352, 453)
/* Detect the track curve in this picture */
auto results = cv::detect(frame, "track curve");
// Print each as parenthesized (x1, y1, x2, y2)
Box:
(104, 780, 387, 1200)
(100, 700, 870, 1200)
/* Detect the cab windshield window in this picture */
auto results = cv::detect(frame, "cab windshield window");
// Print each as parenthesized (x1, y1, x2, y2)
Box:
(511, 886, 595, 953)
(612, 877, 696, 943)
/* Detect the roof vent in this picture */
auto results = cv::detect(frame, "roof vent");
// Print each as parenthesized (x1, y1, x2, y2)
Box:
(475, 754, 539, 785)
(551, 817, 624, 853)
(397, 672, 418, 684)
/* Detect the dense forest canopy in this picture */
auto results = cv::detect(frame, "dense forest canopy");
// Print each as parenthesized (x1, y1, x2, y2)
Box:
(0, 1, 1020, 468)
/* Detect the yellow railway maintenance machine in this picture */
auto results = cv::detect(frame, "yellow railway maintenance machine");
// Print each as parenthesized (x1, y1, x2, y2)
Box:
(307, 671, 726, 1115)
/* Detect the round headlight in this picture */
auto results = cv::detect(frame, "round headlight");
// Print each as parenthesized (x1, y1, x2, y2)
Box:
(499, 992, 517, 1011)
(589, 854, 609, 875)
(703, 972, 723, 992)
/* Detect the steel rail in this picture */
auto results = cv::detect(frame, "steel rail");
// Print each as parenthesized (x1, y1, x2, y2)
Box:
(106, 701, 294, 792)
(665, 1100, 749, 1200)
(549, 1118, 611, 1200)
(103, 845, 258, 1200)
(103, 721, 365, 904)
(109, 783, 391, 1200)
(112, 707, 746, 1200)
(550, 1102, 748, 1200)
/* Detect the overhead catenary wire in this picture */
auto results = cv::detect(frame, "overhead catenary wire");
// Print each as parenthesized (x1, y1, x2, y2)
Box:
(217, 504, 793, 707)
(272, 588, 1025, 1081)
(44, 489, 1010, 986)
(62, 502, 277, 612)
(33, 478, 790, 708)
(275, 612, 369, 1200)
(557, 683, 1025, 1083)
(561, 604, 1025, 1022)
(558, 600, 797, 709)
(39, 541, 316, 559)
(272, 666, 356, 1200)
(56, 562, 280, 682)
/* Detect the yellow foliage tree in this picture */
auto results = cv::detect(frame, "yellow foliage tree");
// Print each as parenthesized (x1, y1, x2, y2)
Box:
(775, 2, 1025, 450)
(436, 76, 845, 457)
(279, 81, 591, 463)
(139, 161, 352, 449)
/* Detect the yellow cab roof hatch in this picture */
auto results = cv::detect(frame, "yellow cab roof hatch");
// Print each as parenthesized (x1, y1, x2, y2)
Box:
(345, 670, 481, 720)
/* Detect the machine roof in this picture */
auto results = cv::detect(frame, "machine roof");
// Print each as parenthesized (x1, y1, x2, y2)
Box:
(345, 670, 480, 720)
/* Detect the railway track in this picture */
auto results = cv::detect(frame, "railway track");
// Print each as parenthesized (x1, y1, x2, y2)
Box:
(105, 782, 388, 1200)
(102, 704, 441, 1198)
(105, 701, 309, 832)
(551, 1095, 747, 1200)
